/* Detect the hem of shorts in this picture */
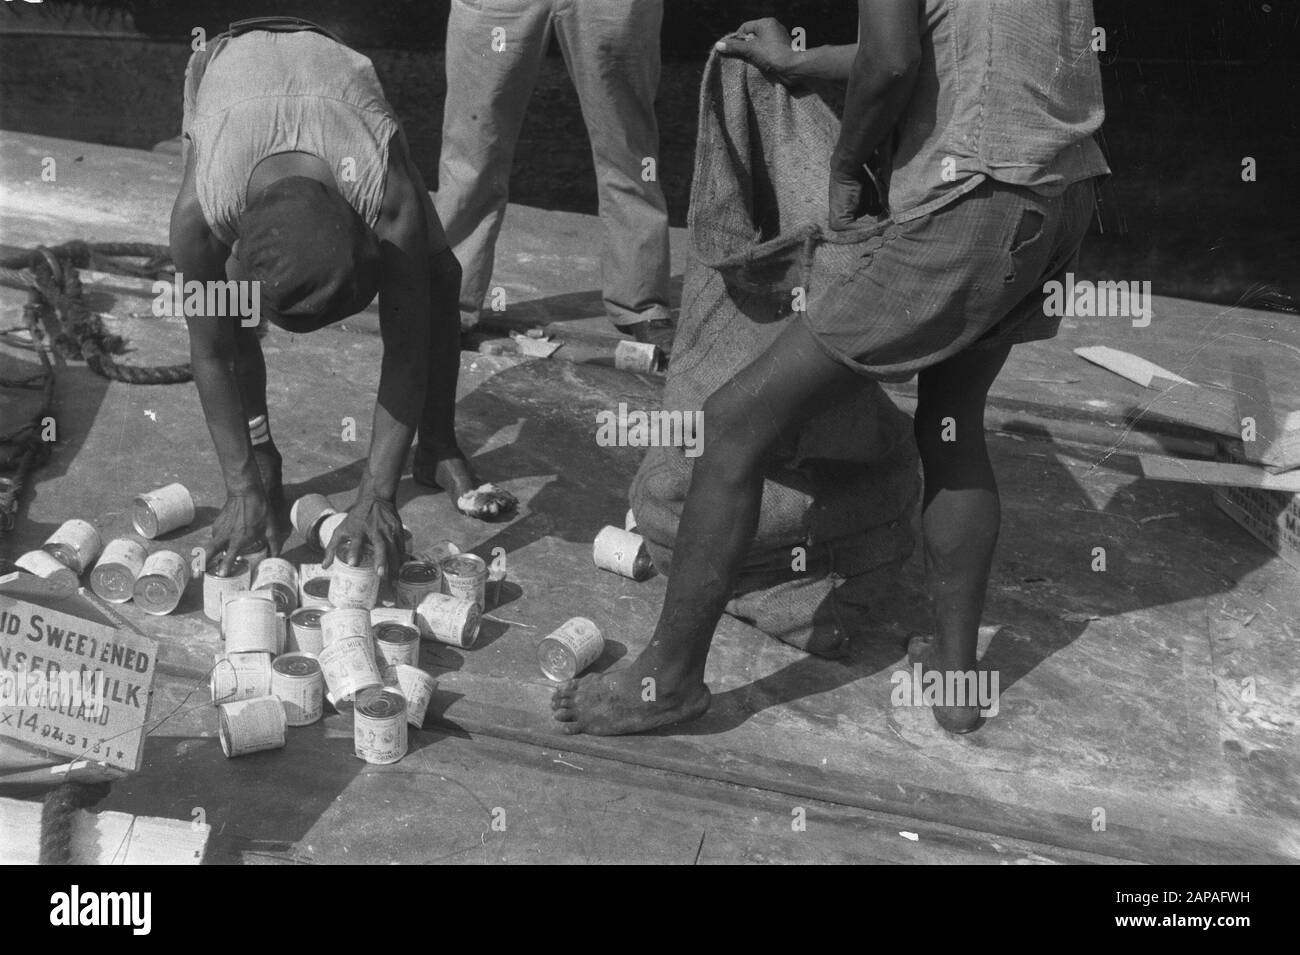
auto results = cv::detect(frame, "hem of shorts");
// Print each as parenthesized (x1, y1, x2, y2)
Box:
(799, 313, 917, 383)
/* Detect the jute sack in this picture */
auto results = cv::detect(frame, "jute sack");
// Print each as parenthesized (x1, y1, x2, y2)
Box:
(629, 51, 919, 658)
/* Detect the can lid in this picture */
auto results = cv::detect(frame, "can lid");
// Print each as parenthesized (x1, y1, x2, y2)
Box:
(398, 561, 440, 584)
(442, 554, 487, 577)
(375, 623, 419, 644)
(356, 687, 406, 718)
(291, 608, 323, 627)
(302, 577, 331, 597)
(273, 653, 321, 677)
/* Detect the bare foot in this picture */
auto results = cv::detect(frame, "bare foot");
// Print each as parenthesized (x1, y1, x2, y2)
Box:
(412, 447, 475, 496)
(906, 634, 984, 734)
(551, 666, 711, 736)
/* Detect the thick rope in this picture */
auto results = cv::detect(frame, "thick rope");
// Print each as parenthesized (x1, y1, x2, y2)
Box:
(38, 780, 112, 864)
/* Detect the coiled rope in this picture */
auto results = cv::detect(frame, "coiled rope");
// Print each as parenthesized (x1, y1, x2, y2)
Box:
(38, 780, 113, 864)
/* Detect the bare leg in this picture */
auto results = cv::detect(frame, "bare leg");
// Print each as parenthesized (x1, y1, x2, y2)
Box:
(552, 319, 860, 734)
(911, 343, 1011, 732)
(233, 324, 285, 526)
(411, 247, 478, 500)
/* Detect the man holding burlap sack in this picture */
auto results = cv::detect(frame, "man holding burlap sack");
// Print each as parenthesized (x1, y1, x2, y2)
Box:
(555, 0, 1109, 736)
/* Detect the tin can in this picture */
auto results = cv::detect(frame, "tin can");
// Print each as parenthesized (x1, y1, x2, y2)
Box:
(329, 555, 380, 610)
(222, 594, 280, 654)
(15, 549, 79, 595)
(538, 617, 605, 681)
(132, 482, 195, 539)
(321, 607, 372, 648)
(287, 607, 325, 656)
(300, 575, 332, 610)
(42, 519, 102, 575)
(89, 537, 147, 603)
(374, 623, 420, 669)
(132, 550, 190, 615)
(614, 339, 662, 374)
(394, 561, 441, 609)
(290, 493, 336, 539)
(383, 664, 437, 728)
(318, 634, 382, 704)
(314, 511, 348, 552)
(353, 687, 408, 764)
(210, 651, 273, 704)
(203, 555, 250, 622)
(252, 557, 299, 613)
(217, 696, 286, 758)
(415, 593, 481, 649)
(592, 526, 655, 581)
(370, 606, 417, 629)
(624, 508, 638, 532)
(271, 653, 324, 726)
(440, 553, 488, 611)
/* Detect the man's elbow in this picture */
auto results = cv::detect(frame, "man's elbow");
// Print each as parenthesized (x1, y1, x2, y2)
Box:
(855, 48, 920, 86)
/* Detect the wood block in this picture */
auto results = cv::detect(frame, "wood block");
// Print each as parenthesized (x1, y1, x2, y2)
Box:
(1213, 443, 1300, 571)
(0, 796, 209, 864)
(1139, 454, 1300, 493)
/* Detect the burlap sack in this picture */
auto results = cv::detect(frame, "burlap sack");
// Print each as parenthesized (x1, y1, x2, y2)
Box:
(629, 52, 919, 658)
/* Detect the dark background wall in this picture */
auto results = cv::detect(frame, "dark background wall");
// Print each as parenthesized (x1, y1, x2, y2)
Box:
(1, 1, 1297, 307)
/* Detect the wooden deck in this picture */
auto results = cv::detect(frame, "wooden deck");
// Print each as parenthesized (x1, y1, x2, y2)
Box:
(1, 133, 1297, 864)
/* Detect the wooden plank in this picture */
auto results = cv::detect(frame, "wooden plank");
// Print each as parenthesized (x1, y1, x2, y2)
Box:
(1139, 454, 1300, 492)
(0, 796, 208, 864)
(1074, 345, 1195, 388)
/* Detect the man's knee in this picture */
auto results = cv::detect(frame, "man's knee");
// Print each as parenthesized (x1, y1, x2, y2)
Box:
(699, 387, 771, 481)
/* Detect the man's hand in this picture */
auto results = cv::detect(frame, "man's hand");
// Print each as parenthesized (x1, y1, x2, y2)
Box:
(715, 18, 799, 85)
(828, 160, 883, 230)
(208, 487, 279, 575)
(322, 490, 405, 581)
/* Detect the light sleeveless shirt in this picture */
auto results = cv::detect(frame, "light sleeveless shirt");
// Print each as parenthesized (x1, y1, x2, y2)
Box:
(182, 30, 399, 248)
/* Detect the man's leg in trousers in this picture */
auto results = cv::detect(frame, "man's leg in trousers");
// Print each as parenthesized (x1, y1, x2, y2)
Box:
(435, 0, 552, 330)
(912, 343, 1012, 732)
(556, 0, 671, 336)
(553, 319, 861, 734)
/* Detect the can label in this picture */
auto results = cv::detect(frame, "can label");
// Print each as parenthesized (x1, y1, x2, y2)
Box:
(271, 653, 324, 726)
(43, 519, 103, 575)
(415, 593, 481, 649)
(370, 606, 417, 629)
(222, 595, 280, 654)
(353, 687, 408, 764)
(252, 557, 299, 614)
(89, 537, 147, 603)
(133, 550, 190, 615)
(132, 483, 195, 539)
(394, 561, 441, 609)
(318, 635, 382, 703)
(538, 617, 605, 682)
(614, 339, 662, 374)
(374, 623, 420, 669)
(592, 526, 655, 581)
(329, 558, 380, 610)
(321, 607, 372, 648)
(218, 696, 287, 758)
(203, 557, 251, 622)
(290, 494, 334, 536)
(383, 664, 437, 728)
(440, 554, 488, 611)
(16, 549, 79, 595)
(211, 651, 273, 704)
(287, 607, 325, 656)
